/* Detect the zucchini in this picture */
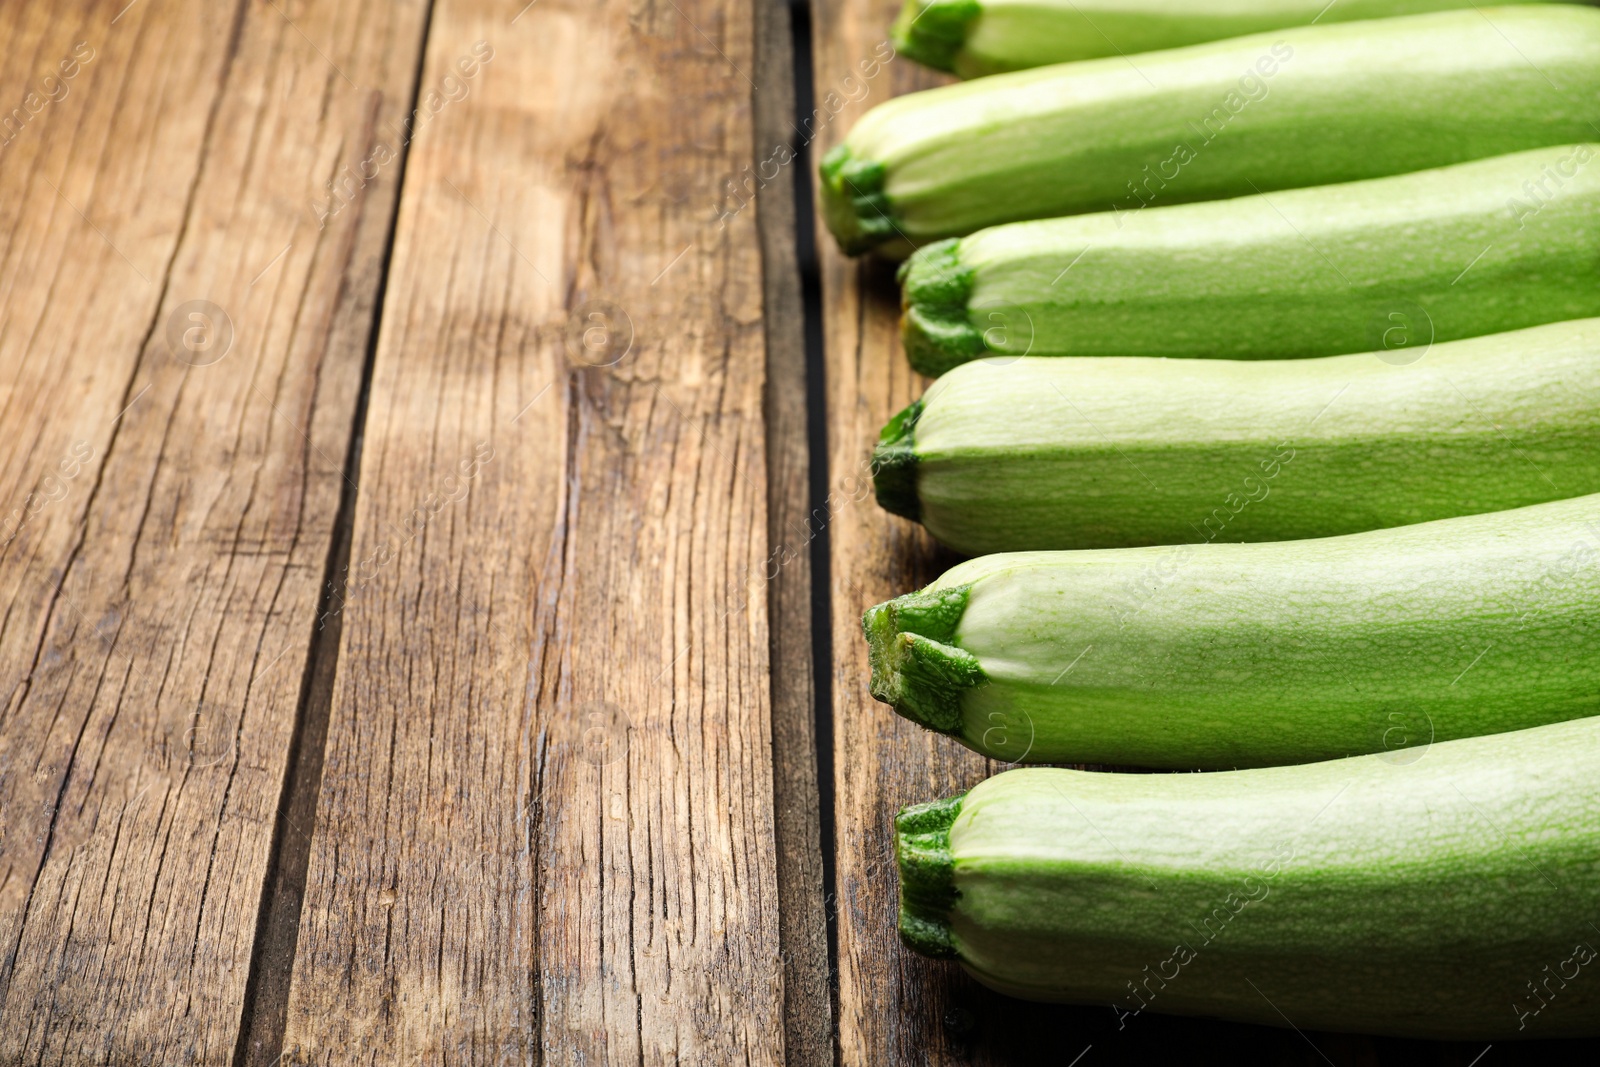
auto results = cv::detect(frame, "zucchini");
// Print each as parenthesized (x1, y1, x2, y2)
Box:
(893, 0, 1552, 78)
(875, 319, 1600, 554)
(864, 493, 1600, 768)
(822, 6, 1600, 255)
(897, 715, 1600, 1037)
(901, 144, 1600, 375)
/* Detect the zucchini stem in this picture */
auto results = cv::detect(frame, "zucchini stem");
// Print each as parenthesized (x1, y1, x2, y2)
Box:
(899, 239, 983, 375)
(872, 398, 923, 522)
(819, 144, 897, 257)
(891, 0, 981, 75)
(895, 793, 965, 959)
(864, 584, 984, 733)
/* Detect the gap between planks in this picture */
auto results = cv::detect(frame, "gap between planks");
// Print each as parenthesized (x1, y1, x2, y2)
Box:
(232, 7, 439, 1066)
(754, 0, 836, 1064)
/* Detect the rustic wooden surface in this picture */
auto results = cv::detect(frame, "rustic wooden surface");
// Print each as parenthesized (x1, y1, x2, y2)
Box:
(752, 0, 833, 1063)
(0, 0, 426, 1062)
(274, 0, 795, 1062)
(3, 0, 1599, 1064)
(805, 5, 993, 1063)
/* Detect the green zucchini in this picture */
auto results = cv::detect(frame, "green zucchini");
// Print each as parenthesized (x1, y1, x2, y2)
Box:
(875, 319, 1600, 554)
(900, 144, 1600, 375)
(865, 493, 1600, 768)
(893, 0, 1553, 78)
(823, 6, 1600, 255)
(897, 715, 1600, 1037)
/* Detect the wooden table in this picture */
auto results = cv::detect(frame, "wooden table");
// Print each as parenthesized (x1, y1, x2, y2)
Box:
(0, 0, 1591, 1063)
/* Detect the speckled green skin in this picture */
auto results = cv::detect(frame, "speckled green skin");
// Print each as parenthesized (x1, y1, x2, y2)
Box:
(825, 6, 1600, 255)
(878, 319, 1600, 554)
(900, 720, 1600, 1037)
(901, 144, 1600, 372)
(866, 493, 1600, 768)
(893, 0, 1551, 77)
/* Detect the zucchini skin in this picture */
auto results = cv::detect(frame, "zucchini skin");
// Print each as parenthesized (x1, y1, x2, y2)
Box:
(865, 494, 1600, 768)
(897, 718, 1600, 1038)
(901, 145, 1600, 374)
(892, 0, 1552, 78)
(825, 6, 1600, 255)
(878, 320, 1600, 553)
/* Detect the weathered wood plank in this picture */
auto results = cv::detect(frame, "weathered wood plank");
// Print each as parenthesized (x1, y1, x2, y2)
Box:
(805, 6, 982, 1059)
(751, 0, 833, 1063)
(280, 0, 789, 1061)
(0, 0, 427, 1062)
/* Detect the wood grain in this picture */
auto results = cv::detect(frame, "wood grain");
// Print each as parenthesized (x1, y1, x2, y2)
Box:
(751, 0, 833, 1063)
(0, 0, 427, 1061)
(804, 6, 983, 1061)
(279, 0, 789, 1061)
